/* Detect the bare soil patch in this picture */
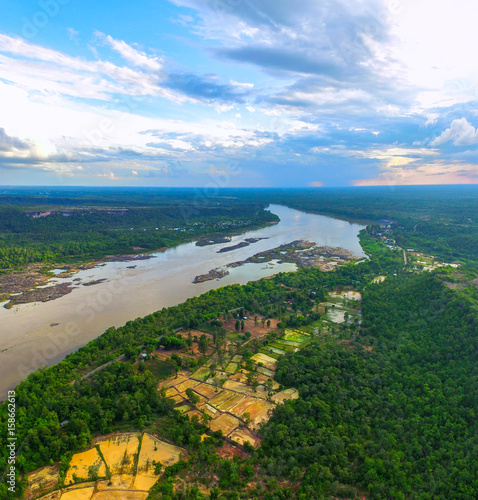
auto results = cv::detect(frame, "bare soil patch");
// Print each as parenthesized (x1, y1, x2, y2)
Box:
(223, 315, 278, 339)
(65, 447, 106, 485)
(61, 486, 95, 499)
(25, 464, 60, 499)
(271, 388, 299, 404)
(229, 428, 261, 448)
(96, 434, 140, 476)
(209, 413, 241, 435)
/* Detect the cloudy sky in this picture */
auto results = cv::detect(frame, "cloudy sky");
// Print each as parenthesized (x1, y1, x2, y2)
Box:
(1, 0, 478, 187)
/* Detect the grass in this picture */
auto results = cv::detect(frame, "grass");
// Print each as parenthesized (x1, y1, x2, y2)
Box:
(144, 357, 176, 380)
(283, 331, 309, 343)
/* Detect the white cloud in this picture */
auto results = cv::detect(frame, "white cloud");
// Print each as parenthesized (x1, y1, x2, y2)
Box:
(96, 31, 163, 73)
(230, 80, 254, 89)
(424, 113, 439, 126)
(376, 104, 401, 117)
(353, 146, 439, 162)
(354, 160, 478, 186)
(431, 118, 478, 146)
(0, 34, 175, 101)
(67, 28, 80, 43)
(215, 103, 234, 113)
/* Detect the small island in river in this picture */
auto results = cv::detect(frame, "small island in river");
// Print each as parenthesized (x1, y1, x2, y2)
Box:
(217, 237, 269, 253)
(192, 268, 230, 283)
(193, 240, 360, 284)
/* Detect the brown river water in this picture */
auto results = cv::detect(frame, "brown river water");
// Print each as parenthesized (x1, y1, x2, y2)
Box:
(0, 205, 365, 399)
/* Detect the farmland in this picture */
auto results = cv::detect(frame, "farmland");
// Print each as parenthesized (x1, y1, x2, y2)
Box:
(25, 433, 186, 500)
(153, 285, 366, 450)
(20, 283, 365, 499)
(157, 325, 315, 447)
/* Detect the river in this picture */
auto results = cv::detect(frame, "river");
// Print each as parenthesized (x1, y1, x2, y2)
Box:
(0, 205, 365, 398)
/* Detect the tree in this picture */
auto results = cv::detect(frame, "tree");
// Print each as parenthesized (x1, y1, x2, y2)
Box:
(267, 319, 271, 327)
(217, 349, 225, 367)
(241, 320, 245, 331)
(198, 334, 209, 355)
(235, 320, 240, 331)
(171, 353, 182, 366)
(246, 371, 257, 386)
(124, 346, 139, 360)
(185, 388, 200, 405)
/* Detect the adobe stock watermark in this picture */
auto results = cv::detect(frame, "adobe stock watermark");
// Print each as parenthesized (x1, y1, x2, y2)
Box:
(22, 0, 70, 40)
(5, 391, 16, 494)
(16, 267, 134, 380)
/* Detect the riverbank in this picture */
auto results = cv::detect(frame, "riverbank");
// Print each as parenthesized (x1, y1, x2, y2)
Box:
(0, 254, 158, 308)
(0, 224, 278, 309)
(0, 205, 365, 398)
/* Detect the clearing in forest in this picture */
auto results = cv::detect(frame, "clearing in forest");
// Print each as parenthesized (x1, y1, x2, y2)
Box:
(26, 433, 187, 499)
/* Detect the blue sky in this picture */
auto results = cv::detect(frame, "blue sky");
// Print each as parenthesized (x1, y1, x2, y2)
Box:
(1, 0, 478, 187)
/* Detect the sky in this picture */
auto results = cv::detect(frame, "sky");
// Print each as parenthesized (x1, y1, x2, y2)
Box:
(1, 0, 478, 187)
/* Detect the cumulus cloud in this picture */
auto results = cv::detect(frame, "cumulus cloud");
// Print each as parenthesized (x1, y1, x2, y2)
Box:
(2, 0, 478, 186)
(431, 118, 478, 146)
(0, 128, 29, 151)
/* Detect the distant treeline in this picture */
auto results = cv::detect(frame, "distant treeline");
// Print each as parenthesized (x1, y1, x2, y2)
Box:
(0, 197, 277, 269)
(1, 185, 477, 268)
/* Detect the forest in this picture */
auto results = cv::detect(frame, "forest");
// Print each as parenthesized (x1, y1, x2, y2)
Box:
(0, 186, 478, 499)
(0, 188, 278, 269)
(260, 186, 478, 266)
(261, 273, 478, 498)
(2, 185, 478, 270)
